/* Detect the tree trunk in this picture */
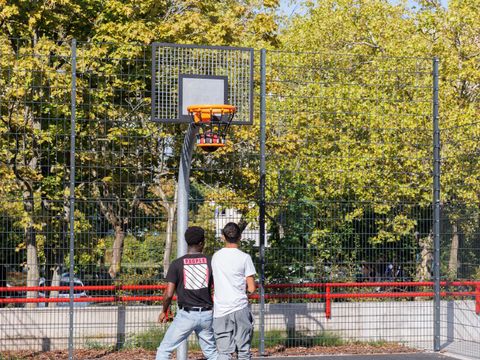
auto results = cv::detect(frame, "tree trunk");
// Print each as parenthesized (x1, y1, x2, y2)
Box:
(238, 218, 248, 232)
(49, 207, 69, 308)
(49, 266, 62, 308)
(416, 234, 433, 281)
(109, 225, 126, 279)
(9, 36, 42, 309)
(23, 190, 39, 308)
(25, 224, 39, 308)
(448, 221, 459, 279)
(162, 204, 176, 277)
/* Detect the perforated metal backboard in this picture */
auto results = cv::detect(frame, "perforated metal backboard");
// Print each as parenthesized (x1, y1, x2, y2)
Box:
(151, 43, 254, 125)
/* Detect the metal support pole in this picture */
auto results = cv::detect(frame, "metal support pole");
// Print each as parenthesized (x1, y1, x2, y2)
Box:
(68, 38, 77, 360)
(259, 48, 267, 357)
(432, 57, 441, 352)
(176, 123, 199, 360)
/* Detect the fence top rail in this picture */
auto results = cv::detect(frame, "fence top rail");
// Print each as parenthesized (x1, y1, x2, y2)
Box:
(264, 48, 434, 61)
(2, 37, 434, 61)
(265, 280, 480, 288)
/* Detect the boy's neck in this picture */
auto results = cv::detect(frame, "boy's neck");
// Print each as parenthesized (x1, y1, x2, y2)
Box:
(224, 242, 239, 249)
(187, 245, 203, 254)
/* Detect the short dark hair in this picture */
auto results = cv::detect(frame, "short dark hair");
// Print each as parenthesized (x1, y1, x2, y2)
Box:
(185, 226, 205, 246)
(222, 222, 241, 243)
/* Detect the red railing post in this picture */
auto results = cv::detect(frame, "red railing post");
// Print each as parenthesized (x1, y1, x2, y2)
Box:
(325, 284, 331, 319)
(476, 282, 480, 315)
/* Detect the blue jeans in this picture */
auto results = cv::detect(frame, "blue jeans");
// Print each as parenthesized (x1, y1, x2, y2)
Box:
(156, 309, 217, 360)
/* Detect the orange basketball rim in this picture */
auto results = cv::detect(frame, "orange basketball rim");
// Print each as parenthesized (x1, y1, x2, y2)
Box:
(187, 104, 236, 123)
(187, 104, 236, 152)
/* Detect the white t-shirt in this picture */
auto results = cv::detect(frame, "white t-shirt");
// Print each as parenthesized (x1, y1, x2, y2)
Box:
(212, 247, 256, 318)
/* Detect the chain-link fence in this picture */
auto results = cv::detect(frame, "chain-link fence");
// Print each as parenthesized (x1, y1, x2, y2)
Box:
(261, 49, 436, 351)
(0, 39, 479, 359)
(0, 37, 74, 351)
(439, 63, 480, 358)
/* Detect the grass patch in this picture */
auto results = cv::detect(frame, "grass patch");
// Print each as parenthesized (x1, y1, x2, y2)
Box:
(84, 339, 114, 350)
(285, 331, 345, 347)
(256, 331, 395, 349)
(351, 339, 389, 347)
(124, 327, 166, 351)
(0, 354, 26, 360)
(122, 328, 345, 351)
(252, 330, 287, 348)
(123, 327, 202, 352)
(252, 330, 345, 348)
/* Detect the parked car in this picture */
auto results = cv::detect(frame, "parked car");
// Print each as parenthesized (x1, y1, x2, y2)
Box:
(38, 275, 90, 307)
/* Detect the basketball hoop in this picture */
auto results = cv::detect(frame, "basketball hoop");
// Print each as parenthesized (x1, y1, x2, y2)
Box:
(187, 104, 236, 152)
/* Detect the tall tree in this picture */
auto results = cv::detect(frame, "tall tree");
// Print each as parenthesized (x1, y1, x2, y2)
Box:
(1, 0, 281, 284)
(265, 0, 434, 280)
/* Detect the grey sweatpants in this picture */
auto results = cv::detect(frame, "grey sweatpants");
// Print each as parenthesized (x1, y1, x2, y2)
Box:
(213, 306, 254, 360)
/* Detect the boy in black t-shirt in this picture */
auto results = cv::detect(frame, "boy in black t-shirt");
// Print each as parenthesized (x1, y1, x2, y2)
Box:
(156, 226, 217, 360)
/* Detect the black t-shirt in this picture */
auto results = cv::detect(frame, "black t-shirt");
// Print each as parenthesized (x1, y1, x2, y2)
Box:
(166, 254, 213, 308)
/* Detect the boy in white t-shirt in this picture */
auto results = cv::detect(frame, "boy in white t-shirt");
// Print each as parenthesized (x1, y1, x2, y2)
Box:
(212, 222, 257, 360)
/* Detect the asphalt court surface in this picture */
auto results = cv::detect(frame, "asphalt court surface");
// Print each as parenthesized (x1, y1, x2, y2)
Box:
(257, 354, 461, 360)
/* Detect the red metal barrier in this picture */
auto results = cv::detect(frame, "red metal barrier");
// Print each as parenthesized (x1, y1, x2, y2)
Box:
(0, 284, 168, 304)
(249, 294, 325, 300)
(325, 284, 331, 319)
(0, 281, 478, 319)
(265, 281, 480, 319)
(0, 284, 166, 293)
(477, 284, 480, 315)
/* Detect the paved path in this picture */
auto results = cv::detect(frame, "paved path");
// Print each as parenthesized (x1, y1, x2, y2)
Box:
(257, 354, 461, 360)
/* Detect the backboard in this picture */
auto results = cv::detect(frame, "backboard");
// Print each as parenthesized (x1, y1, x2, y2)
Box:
(151, 43, 254, 125)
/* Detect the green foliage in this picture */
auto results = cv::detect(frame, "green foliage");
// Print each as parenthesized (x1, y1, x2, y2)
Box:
(0, 0, 280, 283)
(1, 0, 479, 289)
(258, 0, 480, 281)
(83, 233, 164, 281)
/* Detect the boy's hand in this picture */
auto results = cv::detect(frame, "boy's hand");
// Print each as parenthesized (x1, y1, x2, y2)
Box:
(158, 309, 172, 323)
